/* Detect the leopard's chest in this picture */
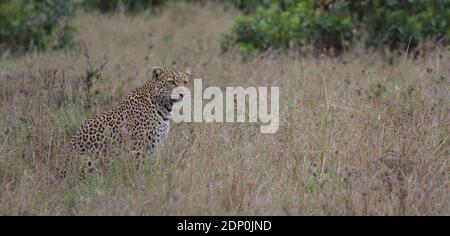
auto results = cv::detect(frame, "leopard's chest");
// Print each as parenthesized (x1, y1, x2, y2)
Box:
(147, 110, 172, 154)
(157, 119, 171, 137)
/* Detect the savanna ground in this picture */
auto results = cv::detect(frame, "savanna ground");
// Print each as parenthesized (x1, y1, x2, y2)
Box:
(0, 2, 449, 215)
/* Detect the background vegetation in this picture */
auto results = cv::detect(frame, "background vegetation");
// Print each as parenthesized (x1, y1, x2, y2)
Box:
(0, 0, 78, 53)
(81, 0, 164, 13)
(0, 1, 449, 215)
(1, 0, 448, 56)
(221, 0, 449, 56)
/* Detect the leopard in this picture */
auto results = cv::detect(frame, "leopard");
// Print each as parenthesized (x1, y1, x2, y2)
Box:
(57, 66, 192, 181)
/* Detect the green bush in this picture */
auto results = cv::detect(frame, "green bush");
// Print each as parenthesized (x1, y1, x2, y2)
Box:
(360, 0, 450, 50)
(222, 0, 449, 56)
(186, 0, 271, 14)
(221, 0, 353, 56)
(220, 0, 272, 14)
(81, 0, 164, 13)
(0, 0, 78, 53)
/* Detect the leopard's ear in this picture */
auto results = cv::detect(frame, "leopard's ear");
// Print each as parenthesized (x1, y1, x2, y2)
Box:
(185, 67, 192, 79)
(152, 66, 164, 79)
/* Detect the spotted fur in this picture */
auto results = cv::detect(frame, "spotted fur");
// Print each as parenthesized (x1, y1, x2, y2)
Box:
(58, 66, 191, 181)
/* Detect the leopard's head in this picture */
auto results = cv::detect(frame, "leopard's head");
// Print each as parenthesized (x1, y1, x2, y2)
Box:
(150, 66, 192, 103)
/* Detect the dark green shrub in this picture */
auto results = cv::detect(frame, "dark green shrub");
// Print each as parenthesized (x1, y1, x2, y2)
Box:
(0, 0, 78, 53)
(81, 0, 164, 13)
(221, 0, 353, 56)
(222, 0, 449, 56)
(186, 0, 271, 14)
(221, 0, 272, 14)
(360, 0, 449, 50)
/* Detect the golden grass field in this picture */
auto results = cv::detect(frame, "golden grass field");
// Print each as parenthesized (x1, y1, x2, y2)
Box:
(0, 2, 449, 215)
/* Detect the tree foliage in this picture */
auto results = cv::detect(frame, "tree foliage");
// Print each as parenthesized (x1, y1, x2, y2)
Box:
(0, 0, 78, 53)
(81, 0, 164, 13)
(222, 0, 450, 56)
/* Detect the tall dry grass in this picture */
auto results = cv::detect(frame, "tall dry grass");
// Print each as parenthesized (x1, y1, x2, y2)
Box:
(0, 2, 449, 215)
